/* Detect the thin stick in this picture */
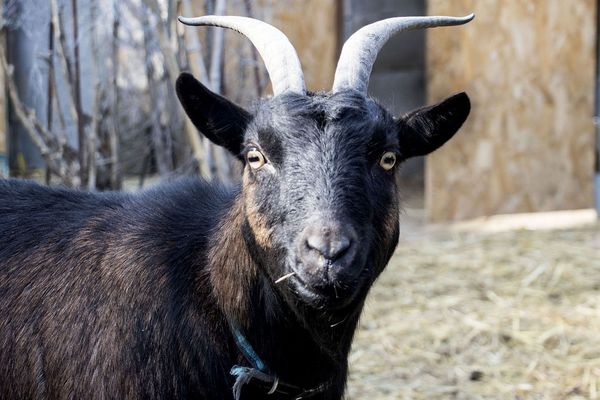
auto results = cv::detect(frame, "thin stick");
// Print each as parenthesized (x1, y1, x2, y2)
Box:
(71, 0, 86, 186)
(50, 0, 80, 135)
(0, 43, 79, 186)
(275, 272, 296, 284)
(46, 17, 55, 184)
(143, 0, 207, 177)
(109, 0, 121, 189)
(209, 0, 225, 94)
(243, 0, 263, 97)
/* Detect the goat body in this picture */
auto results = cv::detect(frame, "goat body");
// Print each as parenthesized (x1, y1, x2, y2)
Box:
(0, 13, 473, 400)
(0, 178, 359, 399)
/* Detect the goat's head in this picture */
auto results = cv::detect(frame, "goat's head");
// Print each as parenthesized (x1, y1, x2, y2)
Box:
(176, 15, 473, 311)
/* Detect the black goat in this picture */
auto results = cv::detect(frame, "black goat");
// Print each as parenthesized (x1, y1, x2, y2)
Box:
(0, 14, 473, 400)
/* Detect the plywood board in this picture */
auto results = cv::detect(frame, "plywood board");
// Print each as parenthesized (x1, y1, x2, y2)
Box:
(271, 0, 338, 92)
(214, 0, 338, 107)
(426, 0, 596, 221)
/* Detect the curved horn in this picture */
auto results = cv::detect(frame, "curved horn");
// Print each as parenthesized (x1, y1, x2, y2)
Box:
(178, 15, 306, 95)
(332, 14, 474, 94)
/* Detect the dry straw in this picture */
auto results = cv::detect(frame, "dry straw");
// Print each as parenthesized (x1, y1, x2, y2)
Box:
(347, 224, 600, 399)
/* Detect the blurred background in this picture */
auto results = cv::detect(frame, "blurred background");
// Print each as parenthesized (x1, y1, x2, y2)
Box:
(1, 0, 599, 398)
(1, 0, 598, 223)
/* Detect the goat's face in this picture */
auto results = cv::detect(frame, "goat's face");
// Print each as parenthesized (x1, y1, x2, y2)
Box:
(177, 73, 470, 310)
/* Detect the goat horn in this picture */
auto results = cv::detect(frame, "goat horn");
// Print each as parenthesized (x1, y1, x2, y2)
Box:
(178, 15, 306, 96)
(332, 14, 475, 94)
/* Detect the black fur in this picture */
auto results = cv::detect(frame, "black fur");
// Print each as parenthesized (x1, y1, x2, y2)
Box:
(0, 73, 470, 399)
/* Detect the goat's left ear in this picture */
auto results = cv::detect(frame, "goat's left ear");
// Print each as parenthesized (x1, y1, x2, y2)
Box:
(396, 92, 470, 160)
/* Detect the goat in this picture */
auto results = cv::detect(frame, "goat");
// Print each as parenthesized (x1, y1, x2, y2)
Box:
(0, 13, 473, 400)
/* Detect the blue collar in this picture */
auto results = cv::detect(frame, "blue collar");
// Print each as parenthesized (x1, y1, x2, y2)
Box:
(227, 320, 331, 399)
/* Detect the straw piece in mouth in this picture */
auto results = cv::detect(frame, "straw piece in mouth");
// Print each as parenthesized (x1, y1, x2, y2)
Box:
(275, 272, 296, 284)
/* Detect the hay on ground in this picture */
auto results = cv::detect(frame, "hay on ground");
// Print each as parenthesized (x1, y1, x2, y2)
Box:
(347, 225, 600, 400)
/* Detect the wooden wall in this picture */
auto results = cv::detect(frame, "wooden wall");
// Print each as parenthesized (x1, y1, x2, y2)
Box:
(426, 1, 597, 221)
(271, 0, 338, 92)
(218, 0, 338, 104)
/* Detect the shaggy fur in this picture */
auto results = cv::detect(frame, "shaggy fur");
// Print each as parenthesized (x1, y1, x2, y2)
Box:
(0, 72, 470, 399)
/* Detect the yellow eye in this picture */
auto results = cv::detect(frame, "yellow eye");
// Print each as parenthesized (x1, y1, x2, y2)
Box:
(379, 151, 397, 171)
(247, 149, 266, 169)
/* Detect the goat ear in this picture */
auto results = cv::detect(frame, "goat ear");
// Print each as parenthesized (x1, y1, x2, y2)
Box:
(397, 92, 470, 160)
(176, 72, 252, 158)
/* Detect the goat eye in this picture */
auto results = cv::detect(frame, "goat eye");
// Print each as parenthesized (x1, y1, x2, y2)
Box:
(379, 151, 397, 171)
(247, 149, 266, 169)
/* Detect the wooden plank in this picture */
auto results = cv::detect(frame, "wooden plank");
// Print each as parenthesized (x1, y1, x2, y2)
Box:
(271, 0, 338, 92)
(426, 0, 597, 221)
(208, 0, 338, 107)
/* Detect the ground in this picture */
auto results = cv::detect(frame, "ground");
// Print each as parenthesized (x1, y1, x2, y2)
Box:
(347, 223, 600, 400)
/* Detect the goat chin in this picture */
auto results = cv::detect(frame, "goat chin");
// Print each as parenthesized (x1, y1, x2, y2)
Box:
(284, 262, 371, 311)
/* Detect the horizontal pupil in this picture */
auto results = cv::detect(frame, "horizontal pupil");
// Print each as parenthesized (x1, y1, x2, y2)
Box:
(249, 156, 260, 162)
(384, 157, 395, 163)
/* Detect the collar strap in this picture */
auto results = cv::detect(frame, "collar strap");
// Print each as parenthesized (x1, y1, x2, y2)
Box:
(228, 321, 330, 399)
(230, 322, 269, 374)
(230, 366, 328, 399)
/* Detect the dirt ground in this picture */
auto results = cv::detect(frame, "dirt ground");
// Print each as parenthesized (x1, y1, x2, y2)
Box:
(346, 222, 600, 399)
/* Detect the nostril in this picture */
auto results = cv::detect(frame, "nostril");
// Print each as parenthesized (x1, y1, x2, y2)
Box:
(305, 234, 326, 253)
(305, 234, 352, 261)
(333, 236, 351, 258)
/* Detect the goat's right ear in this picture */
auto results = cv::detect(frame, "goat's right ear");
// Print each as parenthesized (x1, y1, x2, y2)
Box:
(176, 72, 251, 158)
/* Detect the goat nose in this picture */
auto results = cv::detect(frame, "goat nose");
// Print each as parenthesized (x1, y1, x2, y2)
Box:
(305, 231, 352, 261)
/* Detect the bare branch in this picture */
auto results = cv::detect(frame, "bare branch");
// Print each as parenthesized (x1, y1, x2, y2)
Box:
(71, 0, 87, 186)
(181, 0, 209, 83)
(46, 15, 55, 183)
(142, 0, 209, 178)
(142, 3, 173, 175)
(141, 0, 181, 81)
(87, 1, 102, 191)
(46, 19, 54, 134)
(244, 0, 265, 97)
(109, 0, 121, 189)
(206, 0, 232, 182)
(0, 36, 80, 186)
(50, 0, 81, 151)
(209, 0, 225, 94)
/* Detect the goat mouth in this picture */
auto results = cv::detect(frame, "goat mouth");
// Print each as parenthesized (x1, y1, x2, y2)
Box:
(286, 261, 369, 310)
